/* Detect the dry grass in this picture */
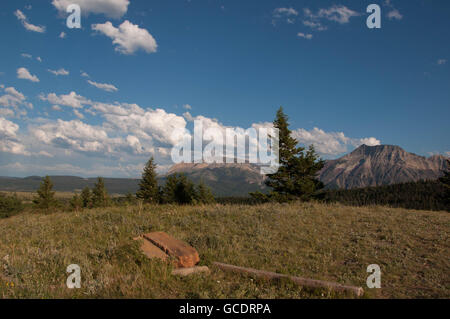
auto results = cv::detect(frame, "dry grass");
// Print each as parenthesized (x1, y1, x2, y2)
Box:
(0, 202, 448, 299)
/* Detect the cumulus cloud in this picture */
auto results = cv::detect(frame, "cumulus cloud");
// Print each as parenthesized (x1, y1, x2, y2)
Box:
(292, 127, 380, 156)
(52, 0, 129, 19)
(59, 32, 66, 39)
(21, 53, 32, 59)
(0, 86, 33, 114)
(39, 91, 91, 109)
(92, 20, 158, 55)
(30, 119, 150, 157)
(48, 68, 69, 76)
(73, 109, 84, 119)
(437, 59, 447, 65)
(17, 67, 39, 82)
(14, 9, 46, 33)
(183, 104, 192, 110)
(87, 80, 118, 92)
(297, 32, 313, 40)
(0, 117, 29, 155)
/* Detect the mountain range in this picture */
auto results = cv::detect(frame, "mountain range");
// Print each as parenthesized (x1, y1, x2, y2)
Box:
(0, 145, 447, 196)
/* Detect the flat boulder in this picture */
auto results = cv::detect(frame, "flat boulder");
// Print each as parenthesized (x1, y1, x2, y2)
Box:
(143, 232, 200, 268)
(137, 238, 169, 261)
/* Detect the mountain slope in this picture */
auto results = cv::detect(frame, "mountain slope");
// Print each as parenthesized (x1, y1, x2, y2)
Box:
(319, 145, 448, 189)
(167, 162, 267, 196)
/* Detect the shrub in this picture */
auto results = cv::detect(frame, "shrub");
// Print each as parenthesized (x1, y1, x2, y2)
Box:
(0, 193, 23, 219)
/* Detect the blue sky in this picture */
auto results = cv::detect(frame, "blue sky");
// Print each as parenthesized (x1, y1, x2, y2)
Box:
(0, 0, 449, 177)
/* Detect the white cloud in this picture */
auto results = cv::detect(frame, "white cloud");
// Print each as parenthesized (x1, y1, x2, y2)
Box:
(39, 91, 91, 109)
(304, 5, 360, 25)
(0, 86, 33, 112)
(0, 117, 29, 155)
(273, 7, 299, 25)
(0, 108, 14, 117)
(274, 8, 299, 17)
(48, 68, 70, 76)
(81, 71, 89, 77)
(73, 109, 84, 119)
(87, 80, 118, 92)
(183, 104, 192, 110)
(302, 20, 327, 31)
(384, 1, 403, 20)
(52, 0, 130, 19)
(4, 87, 25, 101)
(14, 9, 46, 33)
(17, 67, 40, 82)
(297, 32, 313, 40)
(36, 56, 42, 62)
(387, 9, 403, 20)
(21, 53, 32, 59)
(30, 119, 150, 156)
(292, 127, 380, 156)
(92, 20, 158, 55)
(437, 59, 447, 65)
(59, 32, 66, 39)
(52, 105, 62, 111)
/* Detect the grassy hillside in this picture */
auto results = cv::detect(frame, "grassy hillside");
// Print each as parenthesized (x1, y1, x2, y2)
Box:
(0, 203, 448, 298)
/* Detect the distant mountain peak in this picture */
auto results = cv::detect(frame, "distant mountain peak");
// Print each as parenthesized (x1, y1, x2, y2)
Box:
(320, 144, 448, 189)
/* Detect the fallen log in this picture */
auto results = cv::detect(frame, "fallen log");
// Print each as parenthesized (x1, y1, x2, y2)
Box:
(212, 262, 364, 297)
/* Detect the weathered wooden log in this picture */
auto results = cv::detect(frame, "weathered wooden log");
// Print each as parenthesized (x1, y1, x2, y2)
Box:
(213, 262, 364, 297)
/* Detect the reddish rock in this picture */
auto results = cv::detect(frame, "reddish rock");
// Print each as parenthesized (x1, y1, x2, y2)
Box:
(143, 232, 200, 268)
(138, 238, 169, 261)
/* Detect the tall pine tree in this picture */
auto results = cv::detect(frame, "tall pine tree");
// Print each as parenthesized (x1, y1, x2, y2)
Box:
(136, 157, 160, 203)
(80, 186, 92, 208)
(260, 107, 324, 201)
(439, 159, 450, 205)
(33, 176, 58, 209)
(92, 177, 109, 208)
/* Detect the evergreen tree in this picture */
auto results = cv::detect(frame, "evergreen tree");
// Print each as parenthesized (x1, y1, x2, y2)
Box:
(161, 174, 179, 204)
(33, 176, 58, 209)
(136, 157, 160, 203)
(195, 181, 215, 204)
(92, 177, 109, 208)
(80, 186, 92, 208)
(439, 159, 450, 205)
(70, 194, 83, 211)
(162, 174, 197, 204)
(255, 107, 324, 202)
(439, 159, 450, 187)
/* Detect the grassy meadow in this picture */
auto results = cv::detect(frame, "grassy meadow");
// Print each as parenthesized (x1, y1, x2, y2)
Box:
(0, 202, 448, 299)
